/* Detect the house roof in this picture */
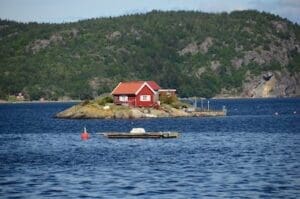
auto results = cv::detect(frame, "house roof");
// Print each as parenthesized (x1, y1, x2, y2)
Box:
(146, 81, 161, 91)
(111, 81, 160, 95)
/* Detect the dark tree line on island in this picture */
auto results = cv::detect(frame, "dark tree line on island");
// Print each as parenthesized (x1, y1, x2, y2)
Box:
(0, 10, 299, 100)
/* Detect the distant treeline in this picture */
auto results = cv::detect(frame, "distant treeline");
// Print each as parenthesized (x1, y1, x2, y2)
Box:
(0, 10, 299, 100)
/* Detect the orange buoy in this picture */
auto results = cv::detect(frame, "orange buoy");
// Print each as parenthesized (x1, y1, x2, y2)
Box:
(81, 127, 90, 140)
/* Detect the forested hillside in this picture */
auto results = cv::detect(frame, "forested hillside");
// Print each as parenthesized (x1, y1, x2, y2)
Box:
(0, 10, 299, 100)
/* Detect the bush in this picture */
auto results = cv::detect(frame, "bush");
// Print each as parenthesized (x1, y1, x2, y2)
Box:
(159, 94, 189, 109)
(159, 95, 178, 105)
(81, 100, 90, 106)
(96, 96, 113, 106)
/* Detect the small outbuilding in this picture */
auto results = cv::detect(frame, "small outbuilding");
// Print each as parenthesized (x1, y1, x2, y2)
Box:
(159, 89, 177, 98)
(111, 81, 160, 107)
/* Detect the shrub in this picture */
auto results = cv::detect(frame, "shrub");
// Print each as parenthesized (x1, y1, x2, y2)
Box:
(159, 95, 178, 105)
(96, 96, 113, 106)
(81, 100, 90, 106)
(159, 94, 189, 109)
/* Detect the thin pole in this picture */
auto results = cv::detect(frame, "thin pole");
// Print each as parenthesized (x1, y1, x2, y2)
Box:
(208, 100, 210, 111)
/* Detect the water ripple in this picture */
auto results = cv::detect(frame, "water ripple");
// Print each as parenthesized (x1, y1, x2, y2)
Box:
(0, 99, 300, 198)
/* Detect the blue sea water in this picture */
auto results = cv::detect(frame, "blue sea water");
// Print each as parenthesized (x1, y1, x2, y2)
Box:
(0, 98, 299, 198)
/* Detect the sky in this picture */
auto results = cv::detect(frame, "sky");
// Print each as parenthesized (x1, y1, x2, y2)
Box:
(0, 0, 299, 24)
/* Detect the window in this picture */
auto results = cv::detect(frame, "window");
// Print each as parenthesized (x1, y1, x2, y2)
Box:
(140, 95, 151, 101)
(119, 95, 128, 102)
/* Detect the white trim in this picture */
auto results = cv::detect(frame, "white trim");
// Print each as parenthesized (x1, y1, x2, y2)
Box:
(111, 82, 122, 95)
(140, 95, 151, 101)
(135, 82, 155, 95)
(158, 89, 176, 92)
(119, 95, 128, 102)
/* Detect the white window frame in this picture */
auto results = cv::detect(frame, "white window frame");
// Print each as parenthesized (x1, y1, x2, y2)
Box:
(140, 95, 151, 102)
(119, 95, 128, 102)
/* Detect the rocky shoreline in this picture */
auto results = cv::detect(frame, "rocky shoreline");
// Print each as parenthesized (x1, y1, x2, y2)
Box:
(55, 103, 225, 119)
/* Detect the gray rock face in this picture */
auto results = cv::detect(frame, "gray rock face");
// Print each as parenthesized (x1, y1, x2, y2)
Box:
(210, 60, 221, 71)
(271, 21, 288, 33)
(231, 58, 243, 69)
(242, 71, 299, 97)
(25, 30, 78, 54)
(178, 42, 198, 56)
(106, 31, 121, 40)
(263, 72, 273, 81)
(230, 21, 298, 70)
(178, 37, 214, 56)
(199, 37, 213, 54)
(26, 39, 51, 54)
(275, 72, 299, 97)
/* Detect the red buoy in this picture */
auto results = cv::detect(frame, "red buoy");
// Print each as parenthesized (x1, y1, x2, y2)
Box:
(81, 127, 90, 140)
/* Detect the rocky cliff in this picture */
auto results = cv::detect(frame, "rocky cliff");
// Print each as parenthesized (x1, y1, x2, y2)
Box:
(242, 71, 300, 98)
(216, 70, 300, 98)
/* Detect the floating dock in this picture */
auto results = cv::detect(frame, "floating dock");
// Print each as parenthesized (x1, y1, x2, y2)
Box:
(100, 128, 179, 139)
(190, 110, 226, 117)
(102, 132, 179, 139)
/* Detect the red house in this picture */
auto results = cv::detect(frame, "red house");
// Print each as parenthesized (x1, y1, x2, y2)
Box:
(111, 81, 160, 107)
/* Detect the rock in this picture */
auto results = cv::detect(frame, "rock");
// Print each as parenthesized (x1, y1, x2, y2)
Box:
(103, 105, 110, 110)
(231, 58, 243, 69)
(274, 71, 299, 97)
(106, 31, 121, 40)
(56, 101, 197, 119)
(241, 31, 298, 68)
(235, 45, 244, 52)
(263, 72, 273, 81)
(178, 42, 198, 56)
(27, 39, 50, 54)
(56, 103, 114, 119)
(242, 70, 300, 98)
(0, 99, 7, 103)
(196, 67, 206, 78)
(271, 21, 288, 33)
(199, 37, 213, 54)
(169, 107, 189, 117)
(149, 108, 169, 117)
(26, 32, 65, 54)
(178, 37, 214, 56)
(144, 113, 157, 118)
(130, 109, 144, 118)
(210, 60, 221, 71)
(49, 33, 63, 44)
(70, 28, 79, 38)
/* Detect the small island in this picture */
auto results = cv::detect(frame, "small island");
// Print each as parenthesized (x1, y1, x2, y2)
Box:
(56, 81, 226, 119)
